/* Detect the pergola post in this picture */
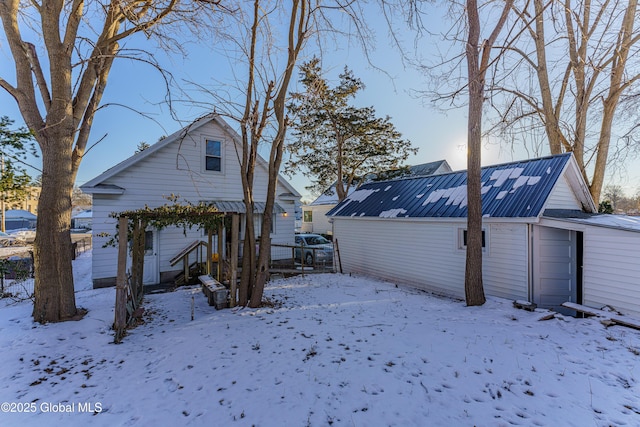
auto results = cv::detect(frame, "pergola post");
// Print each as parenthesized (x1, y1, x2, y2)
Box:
(217, 220, 224, 282)
(114, 216, 128, 343)
(229, 213, 239, 307)
(207, 228, 213, 275)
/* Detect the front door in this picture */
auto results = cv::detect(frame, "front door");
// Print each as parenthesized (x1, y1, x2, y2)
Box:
(533, 226, 578, 315)
(143, 229, 159, 285)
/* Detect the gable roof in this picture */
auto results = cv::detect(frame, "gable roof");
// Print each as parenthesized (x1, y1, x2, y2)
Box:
(327, 153, 595, 219)
(401, 159, 452, 177)
(81, 114, 301, 198)
(309, 160, 451, 206)
(5, 209, 37, 219)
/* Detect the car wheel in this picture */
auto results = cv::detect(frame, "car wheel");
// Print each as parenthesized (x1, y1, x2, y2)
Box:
(305, 253, 313, 266)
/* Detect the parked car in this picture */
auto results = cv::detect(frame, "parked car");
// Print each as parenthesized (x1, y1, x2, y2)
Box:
(0, 231, 16, 247)
(295, 233, 333, 266)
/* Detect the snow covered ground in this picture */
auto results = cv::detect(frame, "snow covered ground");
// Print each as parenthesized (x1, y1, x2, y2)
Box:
(1, 252, 640, 426)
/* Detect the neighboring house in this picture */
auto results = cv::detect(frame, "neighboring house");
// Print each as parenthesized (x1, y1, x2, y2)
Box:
(302, 160, 452, 236)
(72, 210, 92, 230)
(5, 186, 40, 215)
(81, 114, 301, 288)
(327, 153, 640, 317)
(4, 209, 37, 230)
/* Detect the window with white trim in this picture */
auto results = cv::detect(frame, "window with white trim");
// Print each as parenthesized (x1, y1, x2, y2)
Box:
(205, 139, 222, 172)
(458, 228, 487, 250)
(303, 210, 312, 223)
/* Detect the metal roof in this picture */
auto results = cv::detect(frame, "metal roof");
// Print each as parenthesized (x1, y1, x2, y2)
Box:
(543, 209, 640, 233)
(206, 201, 285, 214)
(327, 153, 577, 219)
(310, 160, 450, 206)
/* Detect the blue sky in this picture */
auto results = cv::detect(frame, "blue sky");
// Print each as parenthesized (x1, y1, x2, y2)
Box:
(1, 3, 635, 202)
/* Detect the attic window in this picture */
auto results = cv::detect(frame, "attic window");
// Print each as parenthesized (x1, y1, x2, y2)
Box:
(205, 140, 222, 172)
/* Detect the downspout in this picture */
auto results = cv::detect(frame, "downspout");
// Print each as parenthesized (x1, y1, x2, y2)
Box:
(527, 223, 534, 303)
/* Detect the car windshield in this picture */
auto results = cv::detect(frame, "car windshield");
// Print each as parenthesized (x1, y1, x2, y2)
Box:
(308, 236, 329, 245)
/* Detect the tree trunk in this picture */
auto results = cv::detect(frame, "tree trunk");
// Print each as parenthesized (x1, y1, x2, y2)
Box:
(464, 46, 486, 307)
(32, 136, 77, 323)
(250, 229, 271, 308)
(589, 0, 638, 204)
(532, 0, 569, 156)
(462, 0, 511, 306)
(238, 210, 255, 306)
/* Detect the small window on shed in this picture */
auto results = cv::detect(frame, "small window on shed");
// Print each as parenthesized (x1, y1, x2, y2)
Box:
(303, 211, 313, 223)
(459, 228, 486, 250)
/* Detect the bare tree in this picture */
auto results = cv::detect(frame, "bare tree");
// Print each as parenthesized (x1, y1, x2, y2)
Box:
(190, 1, 369, 307)
(491, 0, 640, 203)
(464, 0, 513, 306)
(602, 184, 624, 211)
(0, 0, 221, 322)
(231, 0, 312, 307)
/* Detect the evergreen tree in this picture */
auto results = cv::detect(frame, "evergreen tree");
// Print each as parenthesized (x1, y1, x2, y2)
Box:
(287, 58, 418, 201)
(0, 117, 35, 230)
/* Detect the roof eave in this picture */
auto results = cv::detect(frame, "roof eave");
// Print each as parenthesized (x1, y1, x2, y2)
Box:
(81, 185, 125, 195)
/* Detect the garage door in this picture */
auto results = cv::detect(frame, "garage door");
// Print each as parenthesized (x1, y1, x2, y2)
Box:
(533, 226, 578, 315)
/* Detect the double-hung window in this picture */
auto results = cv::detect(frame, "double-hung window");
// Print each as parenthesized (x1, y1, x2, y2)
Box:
(205, 140, 222, 172)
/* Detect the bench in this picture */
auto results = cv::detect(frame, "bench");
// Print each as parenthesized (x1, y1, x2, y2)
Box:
(198, 275, 228, 309)
(561, 302, 640, 330)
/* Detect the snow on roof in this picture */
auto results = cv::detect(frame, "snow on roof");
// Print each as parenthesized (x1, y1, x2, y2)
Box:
(584, 214, 640, 230)
(544, 209, 640, 232)
(5, 209, 37, 219)
(309, 160, 451, 206)
(328, 153, 586, 219)
(72, 210, 92, 219)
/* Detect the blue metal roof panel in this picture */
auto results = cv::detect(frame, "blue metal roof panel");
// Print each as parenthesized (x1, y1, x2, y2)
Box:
(327, 153, 572, 219)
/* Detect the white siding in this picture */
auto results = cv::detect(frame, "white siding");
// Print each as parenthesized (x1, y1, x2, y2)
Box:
(90, 120, 297, 284)
(582, 226, 640, 317)
(302, 204, 334, 235)
(333, 218, 528, 300)
(545, 175, 582, 210)
(484, 224, 529, 300)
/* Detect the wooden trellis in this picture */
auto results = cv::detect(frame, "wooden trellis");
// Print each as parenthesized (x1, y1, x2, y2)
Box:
(112, 201, 225, 343)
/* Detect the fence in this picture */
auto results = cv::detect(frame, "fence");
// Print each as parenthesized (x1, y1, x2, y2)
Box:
(269, 243, 335, 274)
(1, 234, 92, 302)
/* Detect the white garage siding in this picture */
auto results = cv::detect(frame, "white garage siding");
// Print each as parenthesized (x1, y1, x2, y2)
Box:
(484, 224, 529, 300)
(582, 227, 640, 317)
(333, 218, 528, 301)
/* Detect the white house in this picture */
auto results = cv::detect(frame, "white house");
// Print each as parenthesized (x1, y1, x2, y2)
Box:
(302, 160, 451, 236)
(81, 114, 301, 288)
(327, 153, 640, 317)
(71, 210, 92, 230)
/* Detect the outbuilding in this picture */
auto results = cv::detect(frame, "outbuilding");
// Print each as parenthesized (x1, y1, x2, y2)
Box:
(327, 153, 640, 317)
